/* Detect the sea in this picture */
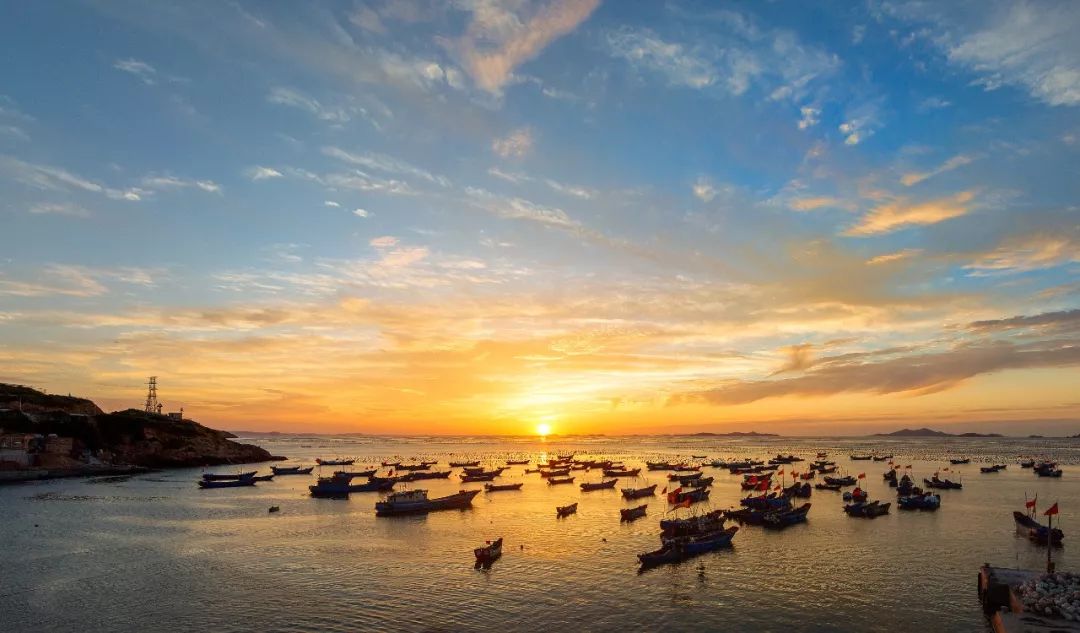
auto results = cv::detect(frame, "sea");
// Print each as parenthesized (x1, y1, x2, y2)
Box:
(4, 434, 1080, 632)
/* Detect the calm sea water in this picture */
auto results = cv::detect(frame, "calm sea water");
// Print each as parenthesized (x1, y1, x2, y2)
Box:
(4, 435, 1080, 632)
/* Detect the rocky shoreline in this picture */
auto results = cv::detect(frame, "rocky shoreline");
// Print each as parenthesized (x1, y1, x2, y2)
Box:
(1, 383, 285, 481)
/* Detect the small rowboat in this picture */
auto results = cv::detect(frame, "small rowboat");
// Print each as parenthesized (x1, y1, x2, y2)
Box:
(505, 459, 530, 465)
(620, 504, 648, 522)
(449, 460, 480, 468)
(461, 472, 499, 482)
(202, 471, 256, 481)
(198, 478, 256, 489)
(949, 458, 970, 465)
(621, 484, 657, 499)
(556, 502, 578, 517)
(317, 458, 355, 466)
(484, 482, 523, 492)
(271, 465, 314, 475)
(250, 475, 274, 482)
(580, 479, 617, 491)
(547, 476, 576, 486)
(474, 537, 503, 567)
(602, 468, 641, 477)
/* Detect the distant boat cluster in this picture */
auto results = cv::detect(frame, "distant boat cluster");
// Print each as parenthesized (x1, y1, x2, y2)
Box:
(196, 451, 1067, 569)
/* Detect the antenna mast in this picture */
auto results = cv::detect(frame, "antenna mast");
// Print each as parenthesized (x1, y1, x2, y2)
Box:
(144, 376, 158, 413)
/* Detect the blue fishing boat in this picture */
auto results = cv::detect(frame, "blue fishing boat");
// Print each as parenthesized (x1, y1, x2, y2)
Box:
(844, 500, 890, 518)
(1014, 510, 1064, 544)
(639, 526, 739, 567)
(898, 493, 940, 511)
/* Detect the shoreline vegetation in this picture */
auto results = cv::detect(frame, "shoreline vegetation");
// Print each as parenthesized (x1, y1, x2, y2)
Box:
(0, 383, 282, 485)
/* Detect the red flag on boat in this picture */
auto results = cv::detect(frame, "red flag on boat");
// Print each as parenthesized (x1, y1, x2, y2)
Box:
(389, 469, 394, 476)
(1045, 503, 1059, 516)
(777, 469, 784, 476)
(661, 486, 667, 494)
(857, 473, 865, 479)
(748, 475, 758, 484)
(678, 498, 692, 509)
(756, 481, 768, 491)
(1025, 498, 1037, 509)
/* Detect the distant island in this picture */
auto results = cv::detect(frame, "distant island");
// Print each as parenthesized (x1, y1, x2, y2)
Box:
(691, 431, 779, 437)
(875, 427, 1003, 438)
(0, 383, 281, 483)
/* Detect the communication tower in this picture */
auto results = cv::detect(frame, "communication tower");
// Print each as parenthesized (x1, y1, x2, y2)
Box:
(144, 376, 159, 413)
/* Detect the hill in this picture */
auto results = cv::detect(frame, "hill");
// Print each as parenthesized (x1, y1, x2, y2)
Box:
(0, 384, 280, 468)
(875, 427, 1003, 438)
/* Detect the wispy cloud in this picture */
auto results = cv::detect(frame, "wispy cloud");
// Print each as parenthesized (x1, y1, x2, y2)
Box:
(946, 2, 1080, 107)
(606, 27, 719, 89)
(322, 146, 450, 186)
(900, 154, 974, 186)
(140, 173, 222, 193)
(867, 248, 923, 265)
(113, 58, 157, 84)
(965, 232, 1080, 275)
(845, 191, 975, 236)
(0, 156, 144, 201)
(28, 202, 91, 219)
(450, 0, 601, 94)
(246, 166, 283, 181)
(492, 128, 534, 158)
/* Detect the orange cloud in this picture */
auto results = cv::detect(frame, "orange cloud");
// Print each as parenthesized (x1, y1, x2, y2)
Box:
(845, 191, 975, 236)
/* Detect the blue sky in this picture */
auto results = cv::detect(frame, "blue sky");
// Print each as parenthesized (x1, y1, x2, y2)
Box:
(1, 1, 1078, 434)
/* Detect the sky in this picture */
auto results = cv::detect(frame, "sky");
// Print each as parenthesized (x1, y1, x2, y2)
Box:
(1, 0, 1079, 436)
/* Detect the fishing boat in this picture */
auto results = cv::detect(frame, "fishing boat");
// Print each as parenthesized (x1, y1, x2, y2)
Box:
(556, 502, 578, 517)
(310, 475, 393, 497)
(769, 454, 804, 464)
(449, 460, 480, 467)
(396, 463, 432, 471)
(381, 461, 401, 467)
(1035, 462, 1063, 477)
(621, 484, 657, 499)
(661, 509, 726, 537)
(850, 455, 873, 461)
(897, 474, 915, 495)
(823, 475, 857, 486)
(898, 493, 940, 511)
(981, 464, 1007, 473)
(271, 465, 314, 475)
(620, 504, 648, 522)
(668, 487, 710, 504)
(639, 526, 739, 567)
(923, 476, 962, 489)
(250, 475, 274, 482)
(202, 471, 256, 481)
(762, 503, 811, 528)
(401, 470, 452, 481)
(333, 468, 377, 479)
(669, 470, 702, 481)
(844, 500, 890, 518)
(1020, 459, 1036, 468)
(783, 482, 812, 498)
(198, 478, 256, 489)
(603, 468, 641, 477)
(474, 537, 503, 566)
(547, 476, 575, 486)
(815, 482, 842, 491)
(464, 466, 506, 476)
(949, 458, 970, 465)
(1013, 510, 1064, 544)
(317, 458, 355, 466)
(524, 468, 540, 474)
(580, 479, 617, 491)
(842, 487, 868, 502)
(505, 459, 530, 465)
(484, 482, 524, 492)
(883, 469, 897, 485)
(461, 472, 499, 482)
(872, 455, 893, 461)
(673, 464, 701, 472)
(691, 455, 708, 459)
(375, 489, 481, 516)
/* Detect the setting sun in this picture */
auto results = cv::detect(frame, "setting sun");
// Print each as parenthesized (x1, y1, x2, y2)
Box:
(536, 423, 552, 437)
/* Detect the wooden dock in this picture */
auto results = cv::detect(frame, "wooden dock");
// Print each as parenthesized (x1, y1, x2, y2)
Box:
(979, 564, 1080, 633)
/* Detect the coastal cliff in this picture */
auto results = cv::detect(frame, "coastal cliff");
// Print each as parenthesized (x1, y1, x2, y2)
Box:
(0, 384, 280, 468)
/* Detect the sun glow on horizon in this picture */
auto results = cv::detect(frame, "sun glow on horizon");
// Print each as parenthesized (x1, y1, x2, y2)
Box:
(536, 423, 552, 437)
